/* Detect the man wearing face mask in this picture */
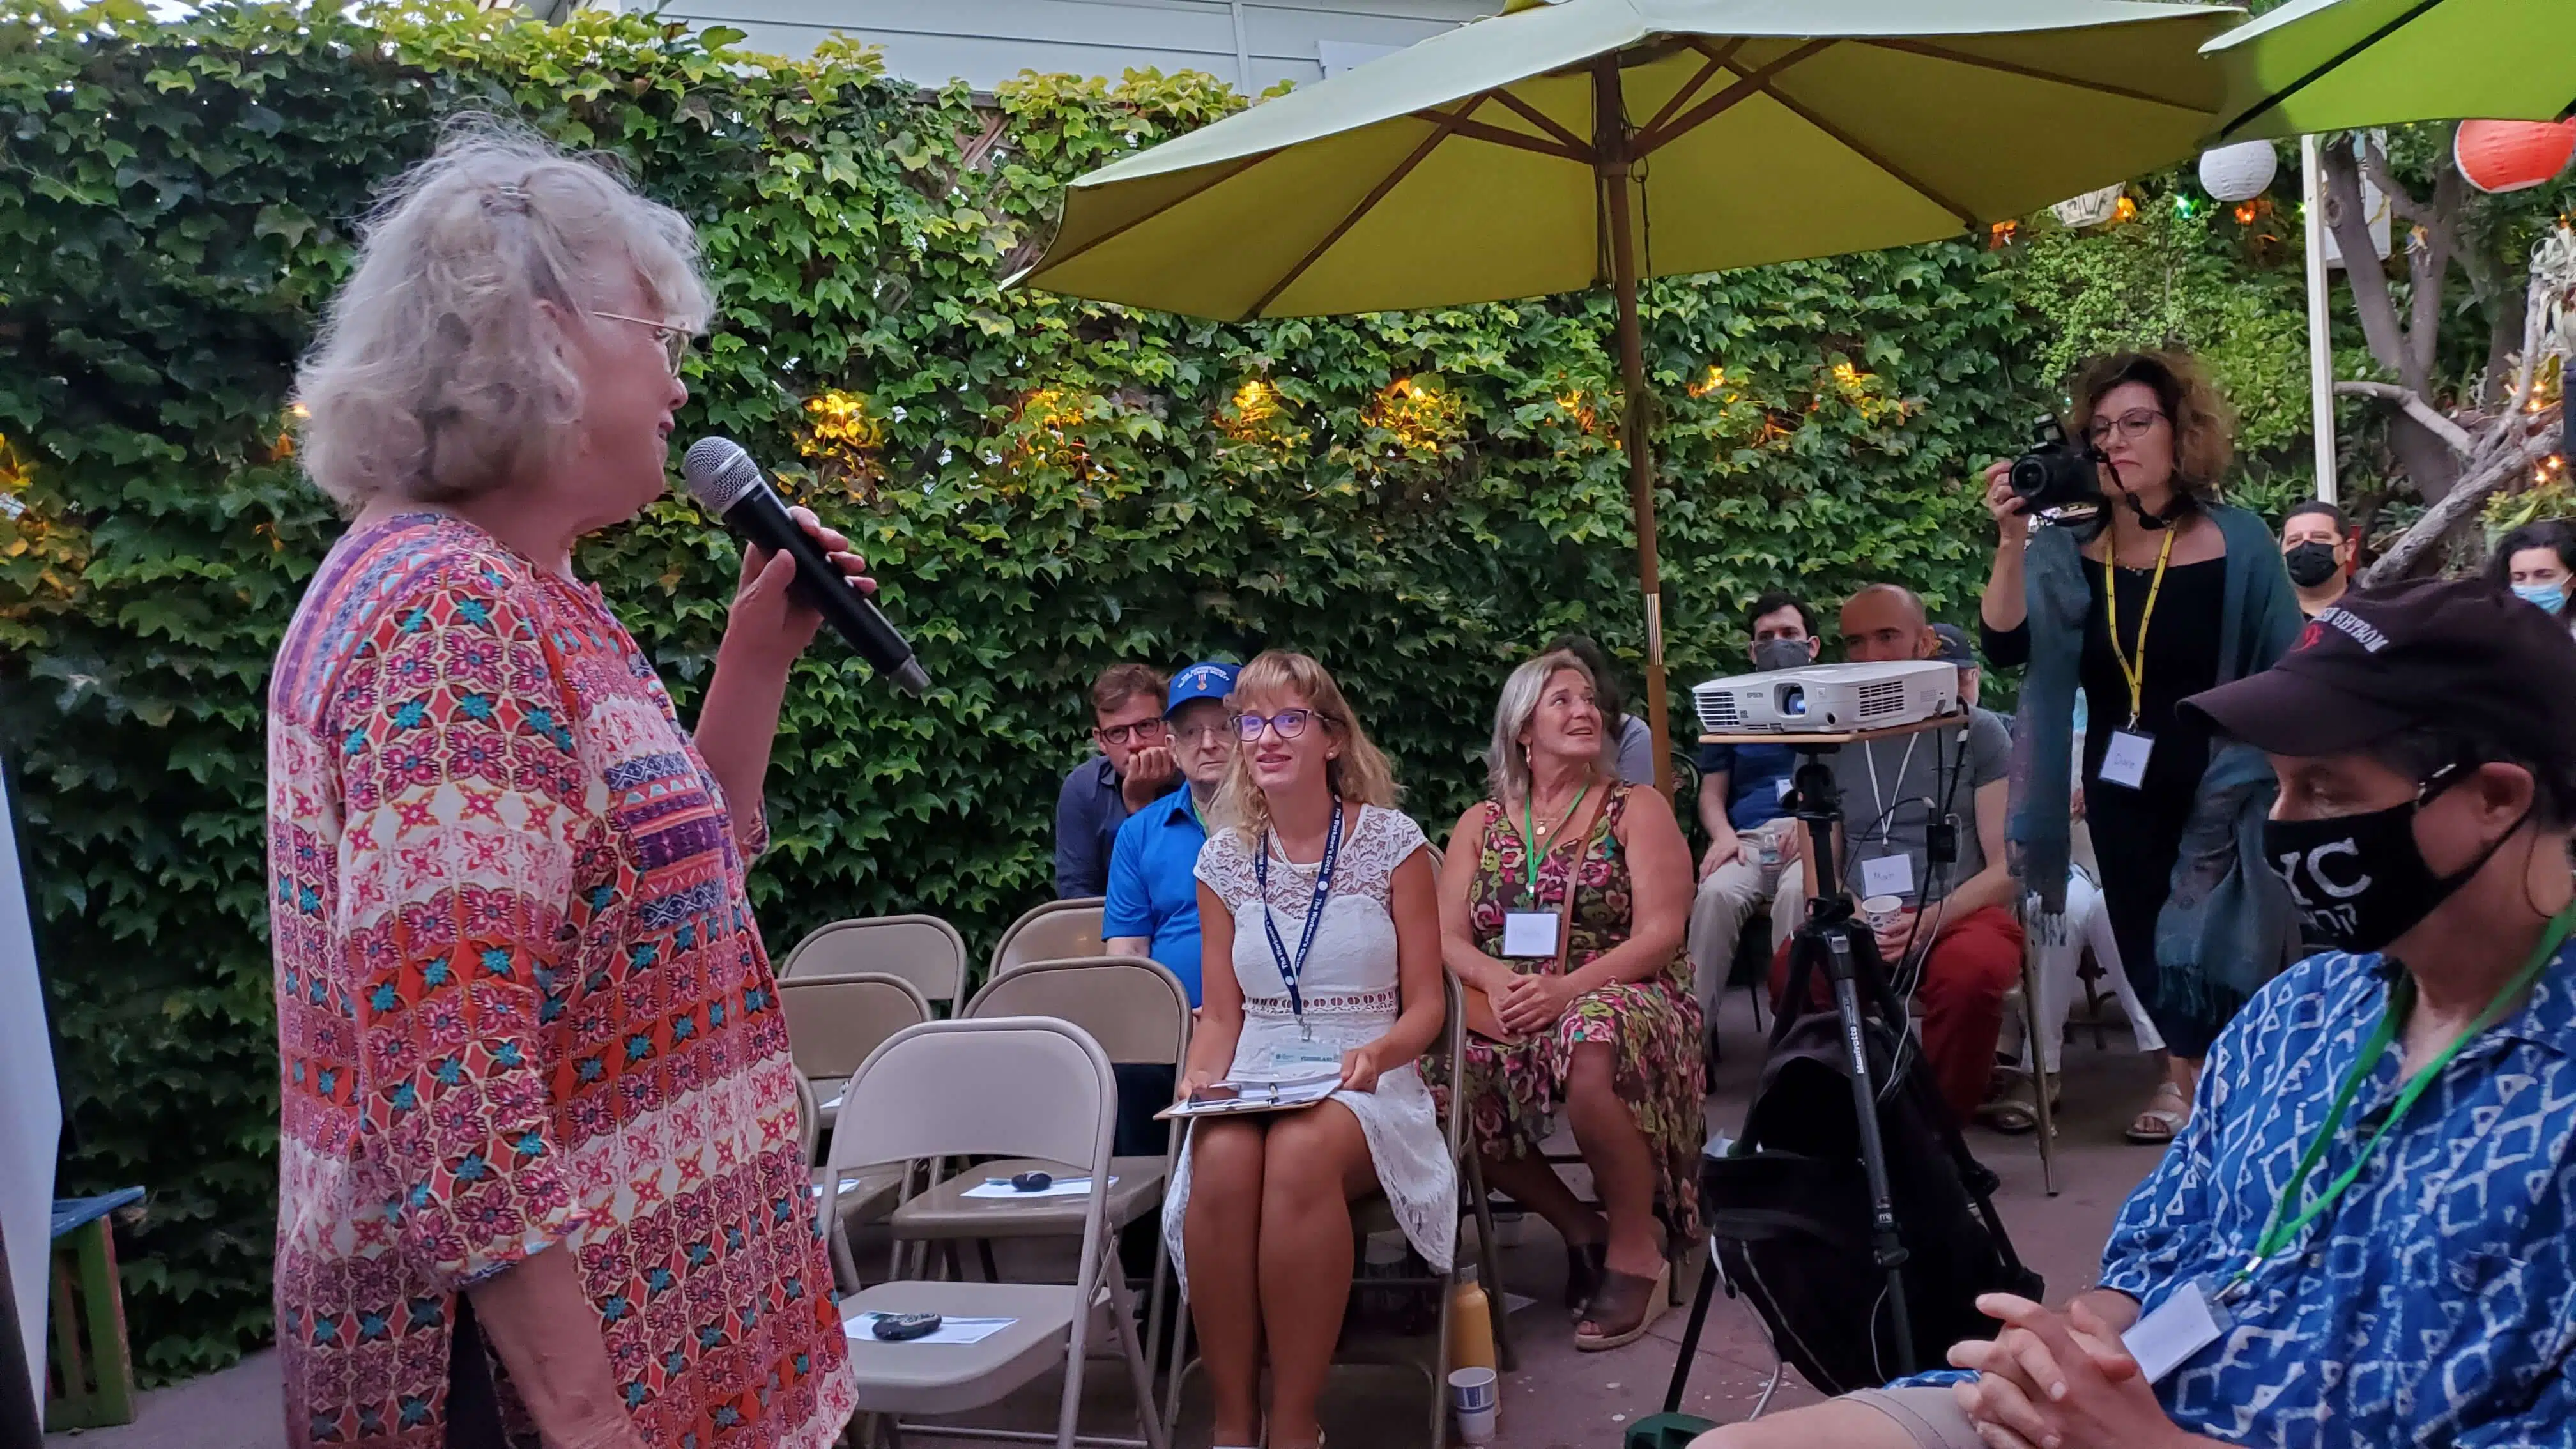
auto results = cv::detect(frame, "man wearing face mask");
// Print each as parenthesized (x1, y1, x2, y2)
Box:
(1693, 576, 2576, 1449)
(1686, 592, 1817, 1023)
(2278, 499, 2353, 618)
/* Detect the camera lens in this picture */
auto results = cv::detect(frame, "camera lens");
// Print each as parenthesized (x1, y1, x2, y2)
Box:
(1779, 684, 1807, 717)
(2008, 456, 2048, 499)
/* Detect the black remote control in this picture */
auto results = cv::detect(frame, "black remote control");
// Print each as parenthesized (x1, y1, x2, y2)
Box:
(870, 1312, 942, 1342)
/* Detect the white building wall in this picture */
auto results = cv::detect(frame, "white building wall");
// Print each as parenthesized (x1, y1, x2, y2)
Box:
(636, 0, 1490, 92)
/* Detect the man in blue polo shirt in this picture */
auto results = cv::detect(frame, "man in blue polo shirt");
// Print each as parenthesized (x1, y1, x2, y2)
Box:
(1100, 661, 1235, 1158)
(1687, 591, 1816, 1016)
(1104, 660, 1238, 1005)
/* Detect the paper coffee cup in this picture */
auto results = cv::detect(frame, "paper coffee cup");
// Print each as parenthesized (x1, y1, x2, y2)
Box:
(1453, 1405, 1498, 1445)
(1860, 894, 1905, 931)
(1448, 1366, 1498, 1413)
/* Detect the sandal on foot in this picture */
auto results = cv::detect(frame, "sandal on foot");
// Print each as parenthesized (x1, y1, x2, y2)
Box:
(2126, 1080, 2190, 1144)
(1975, 1072, 2060, 1135)
(1563, 1239, 1608, 1320)
(1574, 1262, 1670, 1352)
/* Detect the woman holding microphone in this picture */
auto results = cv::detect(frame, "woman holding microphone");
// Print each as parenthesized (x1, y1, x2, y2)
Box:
(1978, 351, 2299, 1142)
(270, 122, 861, 1448)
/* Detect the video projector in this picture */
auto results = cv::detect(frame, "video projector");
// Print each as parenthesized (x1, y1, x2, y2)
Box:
(1692, 660, 1959, 735)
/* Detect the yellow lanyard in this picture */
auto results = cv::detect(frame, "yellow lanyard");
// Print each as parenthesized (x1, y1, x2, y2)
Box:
(2103, 526, 2175, 730)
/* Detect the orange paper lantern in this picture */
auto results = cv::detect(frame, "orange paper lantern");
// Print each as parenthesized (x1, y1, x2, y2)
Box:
(2456, 118, 2576, 194)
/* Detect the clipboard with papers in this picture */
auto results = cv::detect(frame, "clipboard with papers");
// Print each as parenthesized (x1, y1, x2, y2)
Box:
(1154, 1070, 1344, 1120)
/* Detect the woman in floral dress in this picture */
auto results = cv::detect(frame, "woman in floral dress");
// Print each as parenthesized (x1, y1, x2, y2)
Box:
(268, 123, 861, 1449)
(1431, 650, 1703, 1352)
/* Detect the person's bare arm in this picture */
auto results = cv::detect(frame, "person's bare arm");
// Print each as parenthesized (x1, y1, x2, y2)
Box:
(1929, 777, 2018, 933)
(1560, 787, 1691, 992)
(1696, 769, 1740, 878)
(696, 509, 874, 848)
(1179, 884, 1242, 1096)
(1345, 848, 1448, 1089)
(1105, 937, 1150, 957)
(1436, 804, 1520, 994)
(466, 1250, 646, 1449)
(1979, 459, 2031, 633)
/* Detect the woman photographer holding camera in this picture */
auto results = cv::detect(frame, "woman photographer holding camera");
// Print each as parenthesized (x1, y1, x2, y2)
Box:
(1978, 351, 2301, 1143)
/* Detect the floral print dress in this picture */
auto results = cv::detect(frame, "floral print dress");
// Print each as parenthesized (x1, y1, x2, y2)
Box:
(266, 514, 852, 1449)
(1427, 783, 1706, 1243)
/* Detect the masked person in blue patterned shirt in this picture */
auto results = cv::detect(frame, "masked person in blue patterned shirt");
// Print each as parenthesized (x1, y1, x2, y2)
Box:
(1696, 577, 2576, 1449)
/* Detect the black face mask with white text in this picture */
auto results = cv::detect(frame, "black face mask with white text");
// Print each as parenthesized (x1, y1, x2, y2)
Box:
(2264, 765, 2523, 954)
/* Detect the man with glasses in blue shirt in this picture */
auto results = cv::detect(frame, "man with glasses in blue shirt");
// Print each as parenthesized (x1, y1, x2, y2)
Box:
(1696, 578, 2576, 1449)
(1055, 663, 1178, 898)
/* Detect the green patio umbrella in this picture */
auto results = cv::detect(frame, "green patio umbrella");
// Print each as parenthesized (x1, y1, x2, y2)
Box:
(2207, 0, 2576, 142)
(1018, 0, 2235, 783)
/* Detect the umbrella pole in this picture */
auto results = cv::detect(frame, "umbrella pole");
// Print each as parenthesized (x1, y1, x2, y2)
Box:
(1597, 59, 1673, 794)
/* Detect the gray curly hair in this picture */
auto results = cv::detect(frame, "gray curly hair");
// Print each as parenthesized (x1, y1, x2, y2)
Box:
(293, 117, 713, 508)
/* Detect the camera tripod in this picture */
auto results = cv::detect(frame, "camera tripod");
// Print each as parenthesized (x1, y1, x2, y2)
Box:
(1662, 735, 1926, 1411)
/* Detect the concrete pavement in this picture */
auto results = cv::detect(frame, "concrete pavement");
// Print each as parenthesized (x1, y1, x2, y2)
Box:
(47, 992, 2169, 1449)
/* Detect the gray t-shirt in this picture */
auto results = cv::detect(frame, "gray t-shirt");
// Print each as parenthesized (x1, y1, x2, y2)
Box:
(1613, 714, 1655, 786)
(1831, 707, 2009, 907)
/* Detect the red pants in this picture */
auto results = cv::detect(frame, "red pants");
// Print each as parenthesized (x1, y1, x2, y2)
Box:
(1769, 905, 2025, 1124)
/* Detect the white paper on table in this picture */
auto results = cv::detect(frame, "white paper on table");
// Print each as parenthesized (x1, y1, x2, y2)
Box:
(960, 1176, 1117, 1199)
(847, 1314, 1017, 1346)
(821, 1092, 845, 1112)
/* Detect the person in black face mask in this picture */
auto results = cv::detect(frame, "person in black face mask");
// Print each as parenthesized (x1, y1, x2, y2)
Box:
(2278, 498, 2353, 619)
(1685, 592, 1818, 1031)
(1689, 576, 2576, 1449)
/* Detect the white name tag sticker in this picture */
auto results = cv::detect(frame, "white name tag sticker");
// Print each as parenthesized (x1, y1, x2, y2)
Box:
(1858, 853, 1915, 901)
(2100, 730, 2156, 790)
(2121, 1280, 2228, 1384)
(1775, 778, 1793, 802)
(1501, 911, 1560, 959)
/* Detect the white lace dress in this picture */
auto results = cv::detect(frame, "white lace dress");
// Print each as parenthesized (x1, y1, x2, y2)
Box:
(1162, 804, 1459, 1291)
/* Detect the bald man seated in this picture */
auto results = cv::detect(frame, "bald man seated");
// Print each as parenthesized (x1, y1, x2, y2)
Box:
(1767, 584, 2022, 1122)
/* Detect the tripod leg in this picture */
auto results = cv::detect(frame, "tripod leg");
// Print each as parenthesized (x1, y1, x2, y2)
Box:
(1662, 1236, 1721, 1415)
(1820, 927, 1917, 1375)
(2020, 937, 2059, 1197)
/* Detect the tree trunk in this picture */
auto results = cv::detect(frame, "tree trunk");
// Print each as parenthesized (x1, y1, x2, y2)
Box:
(2387, 413, 2465, 504)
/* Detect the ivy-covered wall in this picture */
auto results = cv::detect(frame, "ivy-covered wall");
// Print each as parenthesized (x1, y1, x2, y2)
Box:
(1, 0, 2042, 1375)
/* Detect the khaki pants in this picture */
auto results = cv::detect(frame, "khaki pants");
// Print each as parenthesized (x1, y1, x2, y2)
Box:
(1685, 818, 1797, 1015)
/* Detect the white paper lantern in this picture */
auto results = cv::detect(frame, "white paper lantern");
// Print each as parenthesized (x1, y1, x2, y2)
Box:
(2198, 141, 2280, 203)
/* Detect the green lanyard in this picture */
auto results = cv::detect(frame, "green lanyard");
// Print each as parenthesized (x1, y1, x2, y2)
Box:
(1521, 785, 1591, 899)
(2229, 904, 2576, 1297)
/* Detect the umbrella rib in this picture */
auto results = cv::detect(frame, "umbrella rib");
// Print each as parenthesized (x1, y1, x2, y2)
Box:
(1859, 38, 2212, 114)
(1488, 89, 1595, 158)
(2214, 0, 2447, 137)
(1634, 39, 1835, 157)
(1641, 38, 1745, 139)
(1026, 150, 1282, 279)
(1418, 109, 1591, 163)
(1243, 102, 1481, 318)
(1755, 82, 1978, 228)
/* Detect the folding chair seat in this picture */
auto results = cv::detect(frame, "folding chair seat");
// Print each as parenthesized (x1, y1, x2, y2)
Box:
(823, 1016, 1165, 1449)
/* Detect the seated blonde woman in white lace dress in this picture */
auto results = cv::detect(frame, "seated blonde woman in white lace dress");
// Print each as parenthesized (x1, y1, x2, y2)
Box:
(1164, 650, 1455, 1449)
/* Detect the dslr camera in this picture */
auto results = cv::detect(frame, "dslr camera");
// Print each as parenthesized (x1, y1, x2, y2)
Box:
(2007, 417, 2105, 521)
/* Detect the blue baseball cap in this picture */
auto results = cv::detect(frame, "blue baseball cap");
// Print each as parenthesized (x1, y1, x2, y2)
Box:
(1166, 661, 1238, 716)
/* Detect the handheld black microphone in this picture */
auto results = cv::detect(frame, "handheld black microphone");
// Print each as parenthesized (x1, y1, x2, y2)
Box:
(680, 437, 929, 696)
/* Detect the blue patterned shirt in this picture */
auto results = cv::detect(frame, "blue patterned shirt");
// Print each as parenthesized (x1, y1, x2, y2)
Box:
(1901, 942, 2576, 1445)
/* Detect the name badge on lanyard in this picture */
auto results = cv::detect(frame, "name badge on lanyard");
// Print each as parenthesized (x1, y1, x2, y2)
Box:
(2100, 729, 2155, 790)
(1256, 799, 1345, 1043)
(1501, 912, 1559, 958)
(1503, 786, 1589, 958)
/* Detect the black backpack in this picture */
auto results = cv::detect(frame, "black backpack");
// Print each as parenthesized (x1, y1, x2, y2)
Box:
(1700, 992, 2043, 1396)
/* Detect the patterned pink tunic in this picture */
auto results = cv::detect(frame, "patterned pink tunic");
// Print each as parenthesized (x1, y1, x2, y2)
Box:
(266, 514, 852, 1448)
